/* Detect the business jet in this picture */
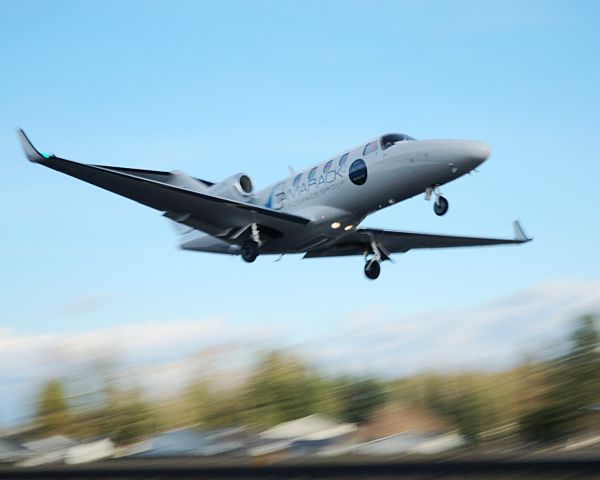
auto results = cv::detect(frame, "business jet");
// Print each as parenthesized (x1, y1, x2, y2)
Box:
(18, 129, 530, 280)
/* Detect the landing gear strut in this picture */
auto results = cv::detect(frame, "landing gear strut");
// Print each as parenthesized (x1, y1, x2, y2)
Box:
(241, 223, 261, 263)
(363, 240, 383, 280)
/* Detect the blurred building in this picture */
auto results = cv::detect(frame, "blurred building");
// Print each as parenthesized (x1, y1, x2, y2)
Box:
(0, 435, 31, 464)
(132, 427, 250, 457)
(359, 404, 450, 441)
(19, 435, 78, 466)
(64, 438, 115, 464)
(320, 430, 465, 456)
(252, 414, 357, 457)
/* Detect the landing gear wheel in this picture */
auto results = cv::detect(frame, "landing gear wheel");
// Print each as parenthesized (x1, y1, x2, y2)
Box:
(434, 196, 449, 216)
(241, 241, 259, 263)
(364, 260, 381, 280)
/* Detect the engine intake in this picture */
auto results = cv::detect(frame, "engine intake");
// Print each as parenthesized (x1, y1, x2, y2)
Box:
(236, 174, 253, 195)
(210, 173, 254, 201)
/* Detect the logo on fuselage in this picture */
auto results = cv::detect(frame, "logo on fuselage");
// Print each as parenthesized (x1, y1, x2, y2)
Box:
(266, 165, 347, 210)
(349, 159, 367, 186)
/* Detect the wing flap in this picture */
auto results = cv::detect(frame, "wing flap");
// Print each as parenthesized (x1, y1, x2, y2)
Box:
(304, 224, 531, 258)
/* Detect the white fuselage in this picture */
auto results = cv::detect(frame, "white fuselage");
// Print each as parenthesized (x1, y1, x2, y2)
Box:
(243, 135, 489, 252)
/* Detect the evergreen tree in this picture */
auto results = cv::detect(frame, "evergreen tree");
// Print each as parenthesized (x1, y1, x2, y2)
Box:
(36, 379, 70, 434)
(520, 314, 600, 443)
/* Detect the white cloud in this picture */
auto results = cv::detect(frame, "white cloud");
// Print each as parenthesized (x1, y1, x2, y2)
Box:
(57, 293, 113, 316)
(301, 279, 600, 375)
(1, 279, 600, 425)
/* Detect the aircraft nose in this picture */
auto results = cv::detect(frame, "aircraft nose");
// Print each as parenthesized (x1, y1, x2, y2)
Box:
(460, 140, 490, 169)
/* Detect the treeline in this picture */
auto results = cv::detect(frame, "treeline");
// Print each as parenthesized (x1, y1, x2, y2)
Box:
(32, 314, 600, 446)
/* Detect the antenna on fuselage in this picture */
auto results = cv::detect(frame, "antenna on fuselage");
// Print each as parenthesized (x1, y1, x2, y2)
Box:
(288, 165, 296, 176)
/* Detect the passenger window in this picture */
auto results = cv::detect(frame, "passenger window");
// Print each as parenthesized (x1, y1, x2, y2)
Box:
(293, 173, 303, 186)
(363, 141, 378, 156)
(323, 160, 334, 174)
(339, 153, 349, 169)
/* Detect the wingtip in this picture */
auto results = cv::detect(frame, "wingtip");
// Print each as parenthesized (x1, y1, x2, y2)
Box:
(16, 128, 49, 163)
(513, 220, 532, 242)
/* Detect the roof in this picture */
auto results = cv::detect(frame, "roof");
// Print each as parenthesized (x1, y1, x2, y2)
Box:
(260, 414, 356, 441)
(140, 428, 210, 456)
(136, 427, 248, 457)
(0, 438, 31, 461)
(23, 435, 77, 454)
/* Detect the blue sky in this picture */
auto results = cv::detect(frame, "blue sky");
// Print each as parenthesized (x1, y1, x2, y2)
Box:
(1, 1, 600, 425)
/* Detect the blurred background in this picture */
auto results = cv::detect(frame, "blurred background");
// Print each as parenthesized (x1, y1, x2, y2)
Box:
(1, 0, 600, 466)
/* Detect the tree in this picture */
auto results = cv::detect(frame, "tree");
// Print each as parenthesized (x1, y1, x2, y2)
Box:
(241, 351, 325, 427)
(185, 381, 246, 428)
(443, 388, 487, 441)
(36, 379, 70, 434)
(104, 390, 158, 444)
(520, 314, 600, 443)
(336, 377, 387, 424)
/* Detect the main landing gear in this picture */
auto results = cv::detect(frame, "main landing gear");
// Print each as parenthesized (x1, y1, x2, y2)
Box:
(363, 240, 383, 280)
(241, 241, 259, 263)
(241, 223, 261, 263)
(364, 260, 381, 280)
(425, 186, 449, 216)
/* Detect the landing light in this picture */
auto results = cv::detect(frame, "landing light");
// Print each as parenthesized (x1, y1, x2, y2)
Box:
(331, 222, 341, 229)
(344, 225, 354, 231)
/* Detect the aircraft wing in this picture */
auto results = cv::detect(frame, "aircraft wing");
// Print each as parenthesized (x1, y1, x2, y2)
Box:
(18, 129, 310, 237)
(303, 222, 531, 258)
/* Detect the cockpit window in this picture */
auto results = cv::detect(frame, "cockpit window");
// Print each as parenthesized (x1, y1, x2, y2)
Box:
(380, 133, 415, 150)
(308, 167, 318, 182)
(293, 173, 302, 186)
(323, 159, 334, 174)
(339, 153, 349, 169)
(363, 141, 378, 156)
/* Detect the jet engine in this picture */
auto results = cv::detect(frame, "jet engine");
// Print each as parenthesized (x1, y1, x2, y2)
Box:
(209, 173, 254, 201)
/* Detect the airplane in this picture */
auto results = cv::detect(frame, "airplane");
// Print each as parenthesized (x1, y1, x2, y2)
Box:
(18, 129, 530, 280)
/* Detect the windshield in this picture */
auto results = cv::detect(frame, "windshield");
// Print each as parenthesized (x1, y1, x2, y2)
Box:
(380, 133, 415, 150)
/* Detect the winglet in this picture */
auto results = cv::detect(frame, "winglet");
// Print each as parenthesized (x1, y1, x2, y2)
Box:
(16, 129, 50, 163)
(513, 220, 531, 242)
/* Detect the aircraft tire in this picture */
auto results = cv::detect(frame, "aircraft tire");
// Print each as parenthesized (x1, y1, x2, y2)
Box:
(434, 196, 449, 216)
(364, 260, 381, 280)
(241, 241, 259, 263)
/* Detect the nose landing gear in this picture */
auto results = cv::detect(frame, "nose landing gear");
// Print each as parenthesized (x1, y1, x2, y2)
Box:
(425, 186, 449, 216)
(434, 195, 449, 216)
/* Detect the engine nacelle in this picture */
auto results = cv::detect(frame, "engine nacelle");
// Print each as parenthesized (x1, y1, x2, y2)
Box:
(209, 173, 254, 201)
